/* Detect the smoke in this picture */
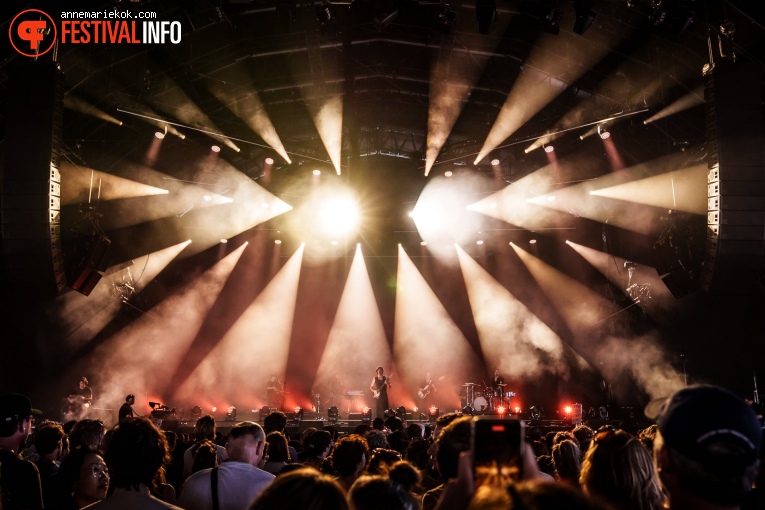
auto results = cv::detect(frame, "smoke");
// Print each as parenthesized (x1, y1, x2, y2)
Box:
(394, 246, 483, 410)
(595, 334, 685, 400)
(49, 241, 191, 350)
(59, 162, 168, 206)
(478, 27, 624, 162)
(174, 245, 304, 411)
(314, 246, 391, 412)
(308, 95, 344, 175)
(61, 243, 245, 421)
(456, 245, 571, 380)
(207, 78, 290, 163)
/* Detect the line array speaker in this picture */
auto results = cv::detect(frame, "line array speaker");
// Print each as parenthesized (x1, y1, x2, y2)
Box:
(703, 62, 765, 296)
(2, 62, 66, 298)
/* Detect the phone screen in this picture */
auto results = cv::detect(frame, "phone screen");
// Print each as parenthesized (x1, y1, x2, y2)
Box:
(471, 417, 524, 486)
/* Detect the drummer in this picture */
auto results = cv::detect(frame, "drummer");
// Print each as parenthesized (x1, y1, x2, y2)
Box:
(490, 369, 505, 399)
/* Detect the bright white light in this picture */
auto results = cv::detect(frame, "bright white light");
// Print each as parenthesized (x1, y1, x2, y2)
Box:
(544, 145, 554, 153)
(220, 239, 228, 244)
(203, 195, 212, 201)
(599, 130, 611, 140)
(155, 131, 165, 139)
(319, 195, 360, 236)
(211, 406, 217, 413)
(547, 195, 556, 201)
(476, 240, 484, 245)
(265, 157, 274, 165)
(490, 202, 497, 208)
(490, 159, 500, 166)
(445, 171, 453, 177)
(420, 241, 428, 246)
(529, 239, 537, 244)
(275, 240, 282, 245)
(211, 145, 221, 153)
(313, 169, 321, 176)
(331, 240, 339, 246)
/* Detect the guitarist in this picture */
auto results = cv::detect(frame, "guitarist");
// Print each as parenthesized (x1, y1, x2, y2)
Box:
(370, 366, 391, 419)
(418, 373, 438, 403)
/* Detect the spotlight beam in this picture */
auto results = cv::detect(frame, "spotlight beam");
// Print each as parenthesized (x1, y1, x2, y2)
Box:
(117, 108, 334, 167)
(455, 245, 577, 380)
(421, 108, 647, 170)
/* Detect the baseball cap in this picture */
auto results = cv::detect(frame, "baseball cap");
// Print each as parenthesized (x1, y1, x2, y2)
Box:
(646, 385, 762, 470)
(0, 393, 42, 425)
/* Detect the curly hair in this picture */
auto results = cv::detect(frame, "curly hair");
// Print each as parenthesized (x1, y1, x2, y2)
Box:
(331, 434, 370, 477)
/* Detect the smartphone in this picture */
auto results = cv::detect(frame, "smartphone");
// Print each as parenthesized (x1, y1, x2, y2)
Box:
(471, 417, 524, 485)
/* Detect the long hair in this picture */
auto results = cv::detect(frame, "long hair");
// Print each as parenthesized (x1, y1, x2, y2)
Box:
(552, 439, 581, 486)
(580, 429, 666, 510)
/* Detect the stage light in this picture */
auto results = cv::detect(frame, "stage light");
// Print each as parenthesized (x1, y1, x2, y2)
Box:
(191, 406, 202, 419)
(328, 406, 339, 423)
(259, 405, 270, 421)
(226, 406, 237, 421)
(529, 239, 537, 244)
(265, 157, 274, 165)
(476, 240, 484, 245)
(313, 169, 321, 176)
(544, 145, 554, 153)
(211, 145, 221, 153)
(444, 171, 453, 177)
(292, 406, 304, 422)
(420, 241, 428, 246)
(412, 406, 419, 413)
(203, 195, 212, 201)
(564, 405, 573, 415)
(490, 158, 500, 166)
(373, 0, 398, 31)
(514, 406, 521, 414)
(428, 406, 439, 421)
(211, 406, 217, 413)
(598, 124, 610, 139)
(154, 131, 165, 139)
(361, 407, 372, 422)
(274, 240, 282, 245)
(475, 0, 496, 34)
(318, 194, 359, 236)
(573, 0, 596, 34)
(541, 8, 563, 35)
(497, 405, 506, 415)
(220, 239, 228, 244)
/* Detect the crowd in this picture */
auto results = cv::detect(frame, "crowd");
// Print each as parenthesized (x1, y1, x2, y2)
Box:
(0, 384, 762, 510)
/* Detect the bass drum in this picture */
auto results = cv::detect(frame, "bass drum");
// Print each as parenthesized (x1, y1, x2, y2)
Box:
(473, 396, 488, 411)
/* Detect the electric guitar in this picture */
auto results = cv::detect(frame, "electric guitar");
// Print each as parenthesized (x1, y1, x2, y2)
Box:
(417, 376, 446, 399)
(372, 375, 393, 399)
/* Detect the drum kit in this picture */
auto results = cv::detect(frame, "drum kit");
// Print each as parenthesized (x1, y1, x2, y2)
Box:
(462, 383, 515, 413)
